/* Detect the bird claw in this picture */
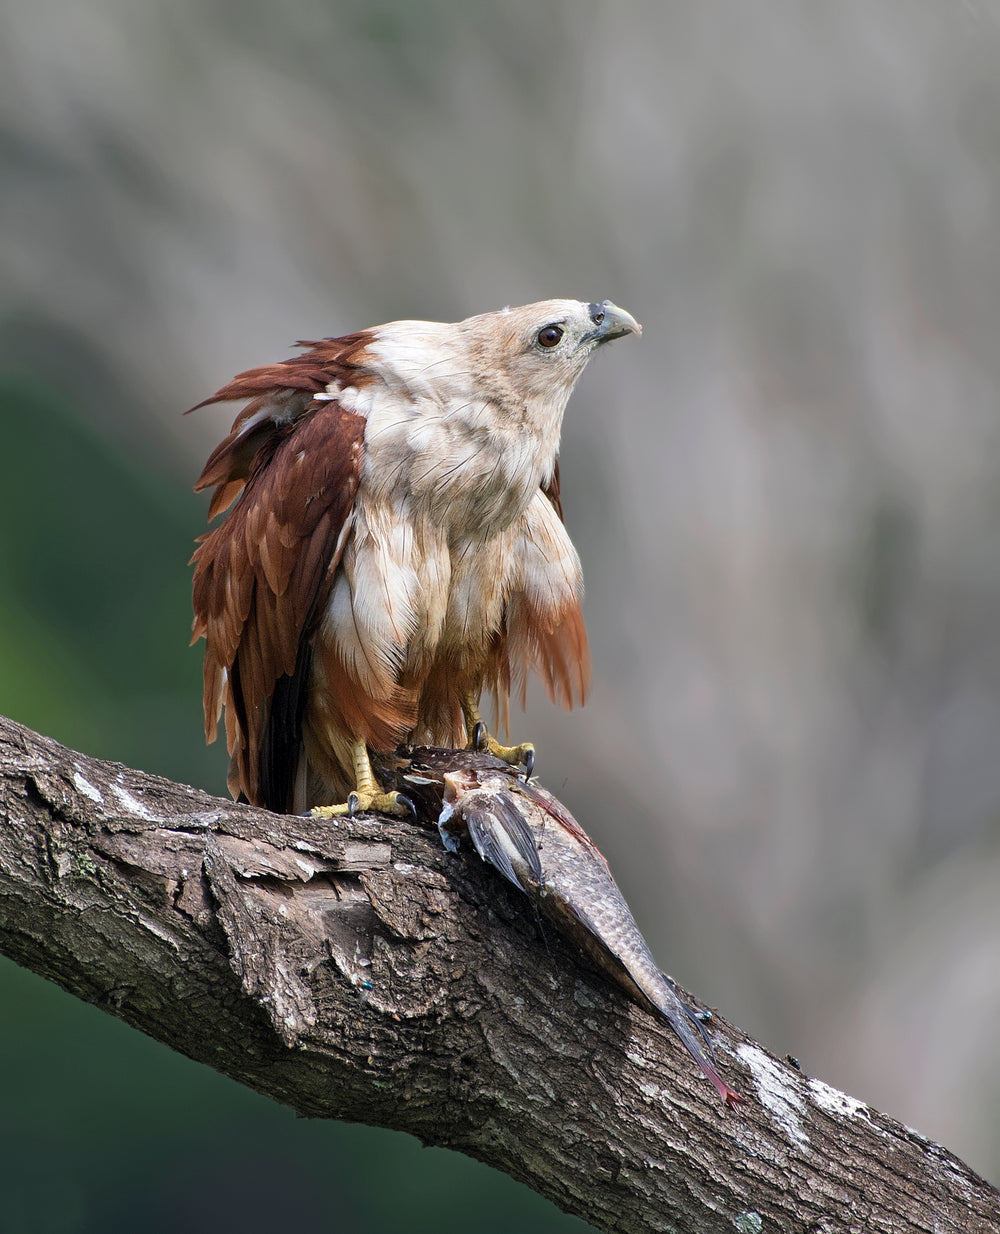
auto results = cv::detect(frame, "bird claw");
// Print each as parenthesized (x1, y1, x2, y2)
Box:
(475, 733, 536, 777)
(462, 697, 535, 775)
(311, 789, 415, 819)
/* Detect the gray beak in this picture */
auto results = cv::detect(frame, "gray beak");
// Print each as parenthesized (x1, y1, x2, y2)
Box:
(587, 300, 643, 343)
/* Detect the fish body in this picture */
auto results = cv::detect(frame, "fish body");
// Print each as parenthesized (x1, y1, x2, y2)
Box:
(406, 754, 741, 1106)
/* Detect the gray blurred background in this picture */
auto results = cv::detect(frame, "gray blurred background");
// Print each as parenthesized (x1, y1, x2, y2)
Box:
(2, 1, 1000, 1229)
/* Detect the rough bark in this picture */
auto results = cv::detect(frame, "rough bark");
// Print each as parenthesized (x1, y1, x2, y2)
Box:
(0, 713, 995, 1234)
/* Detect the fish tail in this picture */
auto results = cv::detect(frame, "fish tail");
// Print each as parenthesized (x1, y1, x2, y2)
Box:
(668, 1011, 743, 1107)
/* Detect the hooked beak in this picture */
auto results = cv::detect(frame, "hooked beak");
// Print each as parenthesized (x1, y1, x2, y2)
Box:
(586, 300, 642, 344)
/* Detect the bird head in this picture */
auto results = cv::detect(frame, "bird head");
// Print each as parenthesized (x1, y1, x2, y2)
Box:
(361, 298, 640, 423)
(457, 298, 642, 410)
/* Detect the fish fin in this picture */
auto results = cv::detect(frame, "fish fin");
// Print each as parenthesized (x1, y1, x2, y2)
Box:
(464, 789, 542, 891)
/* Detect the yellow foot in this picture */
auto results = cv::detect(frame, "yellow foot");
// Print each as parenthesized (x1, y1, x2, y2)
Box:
(462, 696, 535, 777)
(308, 739, 416, 819)
(472, 725, 535, 777)
(311, 789, 414, 820)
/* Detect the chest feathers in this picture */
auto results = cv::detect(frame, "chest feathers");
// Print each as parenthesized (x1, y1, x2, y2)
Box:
(320, 373, 578, 701)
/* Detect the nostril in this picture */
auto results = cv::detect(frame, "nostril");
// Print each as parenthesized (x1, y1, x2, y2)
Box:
(588, 302, 605, 325)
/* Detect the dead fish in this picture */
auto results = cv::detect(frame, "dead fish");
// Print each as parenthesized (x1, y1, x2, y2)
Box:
(434, 764, 742, 1107)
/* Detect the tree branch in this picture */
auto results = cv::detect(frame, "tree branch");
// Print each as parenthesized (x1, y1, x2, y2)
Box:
(0, 713, 995, 1233)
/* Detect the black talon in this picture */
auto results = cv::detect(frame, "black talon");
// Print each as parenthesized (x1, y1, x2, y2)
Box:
(397, 794, 417, 820)
(523, 748, 535, 778)
(472, 721, 487, 752)
(347, 791, 359, 817)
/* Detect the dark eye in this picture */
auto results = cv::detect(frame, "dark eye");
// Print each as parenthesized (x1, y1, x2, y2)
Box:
(536, 324, 564, 349)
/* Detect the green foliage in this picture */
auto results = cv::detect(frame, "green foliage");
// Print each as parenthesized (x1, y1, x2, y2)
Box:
(0, 375, 222, 792)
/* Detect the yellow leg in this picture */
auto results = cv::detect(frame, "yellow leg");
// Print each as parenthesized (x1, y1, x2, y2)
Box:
(462, 694, 535, 777)
(311, 740, 414, 819)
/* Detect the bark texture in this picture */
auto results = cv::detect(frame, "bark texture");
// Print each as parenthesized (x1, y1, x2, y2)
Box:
(0, 713, 996, 1233)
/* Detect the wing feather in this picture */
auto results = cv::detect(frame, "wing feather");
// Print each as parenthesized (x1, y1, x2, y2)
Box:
(192, 402, 366, 809)
(505, 485, 591, 712)
(190, 334, 373, 516)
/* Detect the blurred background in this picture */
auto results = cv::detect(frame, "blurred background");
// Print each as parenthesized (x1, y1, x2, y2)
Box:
(2, 1, 1000, 1228)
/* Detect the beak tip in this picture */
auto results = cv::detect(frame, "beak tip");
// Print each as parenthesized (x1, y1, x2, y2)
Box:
(595, 300, 642, 342)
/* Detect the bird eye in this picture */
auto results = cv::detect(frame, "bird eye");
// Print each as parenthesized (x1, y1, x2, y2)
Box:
(536, 325, 564, 349)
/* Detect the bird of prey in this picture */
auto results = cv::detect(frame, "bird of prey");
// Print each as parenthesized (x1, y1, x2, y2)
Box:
(191, 299, 640, 816)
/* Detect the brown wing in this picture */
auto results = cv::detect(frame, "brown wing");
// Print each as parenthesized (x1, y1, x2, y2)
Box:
(188, 334, 371, 416)
(192, 360, 368, 811)
(189, 334, 372, 518)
